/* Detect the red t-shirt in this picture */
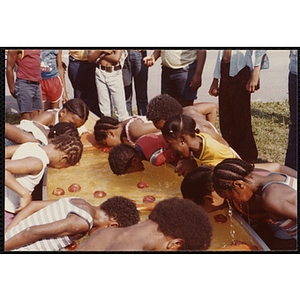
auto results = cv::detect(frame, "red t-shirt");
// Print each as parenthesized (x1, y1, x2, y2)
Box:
(135, 133, 178, 166)
(16, 50, 42, 82)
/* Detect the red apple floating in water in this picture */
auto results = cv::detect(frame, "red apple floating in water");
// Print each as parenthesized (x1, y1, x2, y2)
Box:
(102, 147, 111, 153)
(68, 183, 81, 192)
(94, 190, 106, 198)
(137, 182, 149, 189)
(52, 187, 65, 196)
(214, 214, 227, 223)
(65, 242, 77, 251)
(143, 195, 155, 203)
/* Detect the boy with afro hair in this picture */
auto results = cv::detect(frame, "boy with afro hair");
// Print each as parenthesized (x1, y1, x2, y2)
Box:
(5, 196, 140, 251)
(77, 197, 213, 251)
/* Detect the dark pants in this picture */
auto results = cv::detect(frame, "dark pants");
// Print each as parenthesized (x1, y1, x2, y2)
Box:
(219, 63, 258, 163)
(285, 72, 298, 170)
(122, 50, 148, 116)
(68, 56, 102, 117)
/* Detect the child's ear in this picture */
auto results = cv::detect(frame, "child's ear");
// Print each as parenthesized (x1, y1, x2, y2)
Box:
(167, 238, 185, 250)
(131, 156, 141, 167)
(107, 130, 114, 137)
(59, 154, 68, 162)
(59, 108, 67, 118)
(233, 180, 246, 190)
(108, 220, 119, 228)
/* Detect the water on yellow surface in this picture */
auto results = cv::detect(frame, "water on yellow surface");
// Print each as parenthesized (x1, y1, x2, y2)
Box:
(46, 149, 258, 250)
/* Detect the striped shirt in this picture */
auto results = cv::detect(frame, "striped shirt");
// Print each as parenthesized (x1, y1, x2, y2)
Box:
(5, 198, 93, 251)
(262, 172, 297, 239)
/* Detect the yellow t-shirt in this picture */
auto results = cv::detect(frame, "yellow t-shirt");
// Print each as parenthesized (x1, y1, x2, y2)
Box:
(161, 50, 197, 69)
(69, 50, 88, 61)
(194, 132, 238, 167)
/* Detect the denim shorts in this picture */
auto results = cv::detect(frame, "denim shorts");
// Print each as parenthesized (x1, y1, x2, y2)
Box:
(161, 60, 198, 101)
(15, 77, 43, 113)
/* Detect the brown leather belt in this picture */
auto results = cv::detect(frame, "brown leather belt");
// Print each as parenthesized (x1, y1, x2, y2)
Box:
(98, 64, 122, 72)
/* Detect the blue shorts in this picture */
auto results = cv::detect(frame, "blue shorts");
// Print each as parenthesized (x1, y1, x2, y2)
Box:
(15, 77, 43, 113)
(161, 60, 198, 101)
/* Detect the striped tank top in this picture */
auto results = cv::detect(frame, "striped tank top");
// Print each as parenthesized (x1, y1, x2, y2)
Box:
(5, 198, 94, 251)
(262, 172, 297, 240)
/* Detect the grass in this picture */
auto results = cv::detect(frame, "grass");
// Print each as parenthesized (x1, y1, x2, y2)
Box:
(5, 100, 290, 165)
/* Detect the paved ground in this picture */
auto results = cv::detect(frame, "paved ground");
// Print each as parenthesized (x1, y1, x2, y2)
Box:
(4, 49, 291, 113)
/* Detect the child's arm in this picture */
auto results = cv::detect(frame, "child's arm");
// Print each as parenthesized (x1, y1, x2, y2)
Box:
(185, 103, 218, 127)
(32, 111, 55, 127)
(5, 200, 58, 233)
(5, 123, 38, 144)
(5, 144, 21, 159)
(128, 119, 161, 143)
(5, 157, 44, 212)
(254, 162, 297, 178)
(5, 214, 90, 251)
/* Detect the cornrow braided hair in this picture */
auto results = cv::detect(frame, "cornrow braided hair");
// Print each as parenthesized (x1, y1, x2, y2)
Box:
(50, 134, 83, 166)
(48, 122, 79, 139)
(62, 98, 89, 122)
(212, 158, 254, 196)
(94, 116, 120, 141)
(161, 114, 200, 140)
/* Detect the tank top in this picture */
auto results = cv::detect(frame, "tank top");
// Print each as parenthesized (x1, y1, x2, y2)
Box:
(17, 120, 49, 145)
(125, 115, 153, 145)
(262, 172, 297, 240)
(5, 197, 94, 251)
(5, 143, 49, 213)
(16, 50, 42, 82)
(135, 133, 177, 166)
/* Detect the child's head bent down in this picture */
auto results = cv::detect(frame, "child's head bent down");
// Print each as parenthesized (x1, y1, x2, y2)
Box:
(212, 158, 255, 204)
(146, 94, 183, 129)
(108, 144, 144, 175)
(100, 196, 140, 228)
(149, 197, 213, 250)
(49, 134, 83, 169)
(59, 98, 89, 128)
(161, 114, 199, 159)
(181, 165, 225, 213)
(94, 116, 122, 147)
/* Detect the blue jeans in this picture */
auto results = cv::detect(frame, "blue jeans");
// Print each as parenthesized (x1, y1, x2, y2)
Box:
(285, 72, 298, 170)
(122, 50, 148, 116)
(161, 60, 198, 102)
(68, 56, 102, 117)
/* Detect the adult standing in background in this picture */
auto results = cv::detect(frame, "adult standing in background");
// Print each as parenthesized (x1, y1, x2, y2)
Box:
(68, 50, 102, 117)
(285, 50, 298, 171)
(209, 50, 269, 163)
(144, 50, 207, 107)
(6, 50, 43, 120)
(123, 50, 149, 116)
(88, 50, 129, 122)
